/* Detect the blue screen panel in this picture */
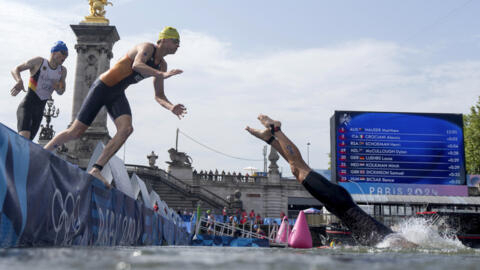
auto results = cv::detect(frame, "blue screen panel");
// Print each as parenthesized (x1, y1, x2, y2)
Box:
(331, 111, 465, 185)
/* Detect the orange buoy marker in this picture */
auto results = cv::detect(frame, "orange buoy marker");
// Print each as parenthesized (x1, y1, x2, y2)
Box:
(288, 210, 312, 248)
(275, 216, 290, 243)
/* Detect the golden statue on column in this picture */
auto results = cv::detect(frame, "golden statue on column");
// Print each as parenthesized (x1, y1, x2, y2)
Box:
(82, 0, 113, 24)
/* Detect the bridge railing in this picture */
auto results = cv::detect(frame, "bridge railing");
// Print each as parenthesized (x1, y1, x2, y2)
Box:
(125, 164, 230, 208)
(125, 165, 192, 193)
(194, 172, 268, 185)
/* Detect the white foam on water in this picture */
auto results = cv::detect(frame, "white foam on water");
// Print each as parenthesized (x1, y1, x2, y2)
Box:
(376, 217, 466, 250)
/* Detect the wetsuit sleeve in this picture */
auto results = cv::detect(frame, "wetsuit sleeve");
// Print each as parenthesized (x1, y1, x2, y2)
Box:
(301, 171, 357, 217)
(301, 171, 393, 246)
(341, 206, 393, 246)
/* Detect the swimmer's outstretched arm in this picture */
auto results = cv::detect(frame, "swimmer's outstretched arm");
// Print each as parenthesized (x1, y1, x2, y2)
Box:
(132, 43, 182, 79)
(153, 76, 187, 119)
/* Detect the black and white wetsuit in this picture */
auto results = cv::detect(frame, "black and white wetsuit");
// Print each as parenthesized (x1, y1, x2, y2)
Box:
(16, 59, 62, 139)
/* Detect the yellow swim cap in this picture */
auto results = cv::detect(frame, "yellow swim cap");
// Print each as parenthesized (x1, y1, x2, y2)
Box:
(158, 26, 180, 40)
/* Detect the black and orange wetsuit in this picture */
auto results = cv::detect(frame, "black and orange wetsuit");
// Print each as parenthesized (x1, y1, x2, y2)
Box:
(77, 44, 161, 126)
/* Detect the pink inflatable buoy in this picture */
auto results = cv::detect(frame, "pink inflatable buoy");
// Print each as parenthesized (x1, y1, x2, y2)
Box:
(275, 216, 290, 243)
(288, 210, 312, 248)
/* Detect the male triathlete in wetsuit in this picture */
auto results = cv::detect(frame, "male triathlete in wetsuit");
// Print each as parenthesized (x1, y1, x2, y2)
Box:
(10, 41, 68, 140)
(45, 27, 186, 187)
(246, 114, 415, 247)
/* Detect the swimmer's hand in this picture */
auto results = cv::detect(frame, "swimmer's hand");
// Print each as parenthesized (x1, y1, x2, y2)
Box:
(11, 80, 25, 96)
(171, 104, 187, 119)
(54, 81, 65, 95)
(164, 69, 183, 79)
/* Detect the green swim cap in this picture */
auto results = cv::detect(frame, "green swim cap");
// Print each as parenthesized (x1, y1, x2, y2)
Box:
(158, 26, 179, 40)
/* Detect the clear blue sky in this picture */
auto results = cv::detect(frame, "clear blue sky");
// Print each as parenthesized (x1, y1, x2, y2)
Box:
(16, 0, 480, 58)
(122, 1, 477, 59)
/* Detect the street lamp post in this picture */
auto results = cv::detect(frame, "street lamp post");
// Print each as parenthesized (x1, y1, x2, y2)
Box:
(307, 142, 311, 166)
(263, 145, 267, 173)
(39, 98, 60, 141)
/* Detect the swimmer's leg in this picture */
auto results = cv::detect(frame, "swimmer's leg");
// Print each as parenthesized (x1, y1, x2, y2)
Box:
(44, 120, 89, 150)
(88, 114, 133, 188)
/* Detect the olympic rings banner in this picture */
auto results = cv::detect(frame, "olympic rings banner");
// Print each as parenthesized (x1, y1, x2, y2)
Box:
(0, 123, 190, 247)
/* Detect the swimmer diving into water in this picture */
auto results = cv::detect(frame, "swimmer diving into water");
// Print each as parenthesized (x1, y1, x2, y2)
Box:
(246, 114, 416, 247)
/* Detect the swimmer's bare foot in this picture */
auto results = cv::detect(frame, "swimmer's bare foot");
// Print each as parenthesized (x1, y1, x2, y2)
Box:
(258, 114, 281, 130)
(89, 168, 111, 189)
(245, 126, 274, 143)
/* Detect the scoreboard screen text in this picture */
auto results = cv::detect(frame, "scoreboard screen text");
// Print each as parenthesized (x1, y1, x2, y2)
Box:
(331, 111, 465, 185)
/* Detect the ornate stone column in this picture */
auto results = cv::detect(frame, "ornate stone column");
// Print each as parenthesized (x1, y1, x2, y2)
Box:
(264, 146, 283, 217)
(147, 151, 159, 168)
(62, 24, 119, 168)
(268, 147, 280, 179)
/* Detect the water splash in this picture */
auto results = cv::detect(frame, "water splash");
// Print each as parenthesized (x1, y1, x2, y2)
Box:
(377, 217, 466, 250)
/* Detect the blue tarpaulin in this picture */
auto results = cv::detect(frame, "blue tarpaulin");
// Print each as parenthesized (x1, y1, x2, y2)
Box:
(191, 234, 269, 247)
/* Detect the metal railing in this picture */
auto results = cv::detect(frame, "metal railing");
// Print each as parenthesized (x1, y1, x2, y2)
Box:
(126, 164, 192, 193)
(194, 173, 268, 184)
(194, 217, 287, 246)
(125, 164, 229, 208)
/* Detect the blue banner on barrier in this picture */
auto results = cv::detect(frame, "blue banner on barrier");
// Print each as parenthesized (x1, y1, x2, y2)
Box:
(0, 123, 190, 247)
(192, 234, 269, 247)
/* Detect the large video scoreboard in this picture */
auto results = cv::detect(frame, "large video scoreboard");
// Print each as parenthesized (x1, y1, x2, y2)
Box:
(330, 111, 466, 186)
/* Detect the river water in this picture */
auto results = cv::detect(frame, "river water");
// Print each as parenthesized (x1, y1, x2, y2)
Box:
(1, 218, 479, 270)
(1, 245, 479, 270)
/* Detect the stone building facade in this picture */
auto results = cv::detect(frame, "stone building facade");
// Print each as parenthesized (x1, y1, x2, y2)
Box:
(129, 147, 319, 218)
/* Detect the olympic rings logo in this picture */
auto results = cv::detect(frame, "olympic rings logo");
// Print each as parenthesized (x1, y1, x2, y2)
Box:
(51, 189, 81, 245)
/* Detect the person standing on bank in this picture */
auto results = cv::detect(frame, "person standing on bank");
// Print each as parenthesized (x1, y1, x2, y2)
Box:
(44, 27, 186, 187)
(10, 41, 68, 140)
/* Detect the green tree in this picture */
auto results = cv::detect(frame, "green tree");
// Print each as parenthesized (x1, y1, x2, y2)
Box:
(464, 96, 480, 174)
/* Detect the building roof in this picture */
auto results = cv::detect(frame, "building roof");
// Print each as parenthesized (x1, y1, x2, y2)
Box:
(351, 194, 480, 205)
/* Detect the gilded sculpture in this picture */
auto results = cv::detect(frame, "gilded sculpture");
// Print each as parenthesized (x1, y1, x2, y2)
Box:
(82, 0, 113, 24)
